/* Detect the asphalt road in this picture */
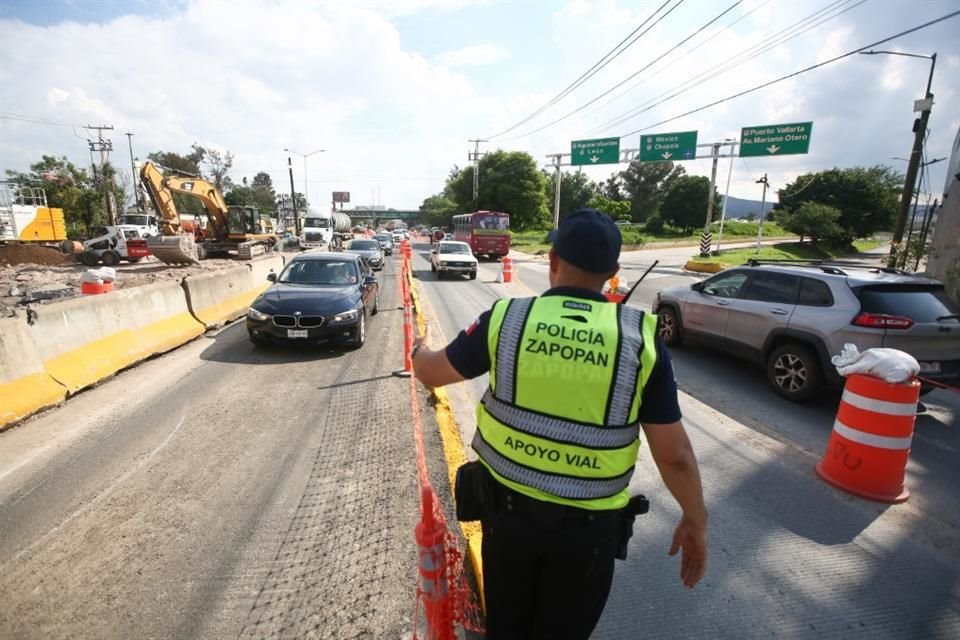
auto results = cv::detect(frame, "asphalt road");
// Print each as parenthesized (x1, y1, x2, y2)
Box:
(1, 239, 957, 639)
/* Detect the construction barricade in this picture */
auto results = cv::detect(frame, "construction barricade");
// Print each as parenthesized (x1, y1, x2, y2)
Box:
(815, 373, 920, 503)
(0, 316, 67, 429)
(25, 280, 206, 395)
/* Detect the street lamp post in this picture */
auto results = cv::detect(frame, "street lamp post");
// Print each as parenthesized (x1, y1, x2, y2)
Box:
(283, 148, 325, 210)
(860, 50, 937, 268)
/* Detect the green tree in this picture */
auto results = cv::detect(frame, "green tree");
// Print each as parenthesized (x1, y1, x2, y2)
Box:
(251, 171, 274, 191)
(445, 150, 549, 230)
(5, 155, 111, 231)
(203, 148, 234, 193)
(148, 144, 206, 175)
(226, 170, 277, 214)
(588, 194, 631, 221)
(661, 175, 721, 234)
(777, 166, 901, 243)
(618, 160, 686, 222)
(419, 194, 459, 227)
(543, 170, 598, 218)
(776, 202, 844, 245)
(600, 174, 625, 201)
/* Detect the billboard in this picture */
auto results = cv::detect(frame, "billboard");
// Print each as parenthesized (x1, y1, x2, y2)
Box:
(332, 191, 350, 203)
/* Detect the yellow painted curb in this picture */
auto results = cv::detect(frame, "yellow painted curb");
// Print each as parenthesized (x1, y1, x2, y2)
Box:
(192, 286, 266, 327)
(409, 269, 486, 613)
(684, 260, 725, 274)
(0, 373, 66, 429)
(43, 312, 205, 393)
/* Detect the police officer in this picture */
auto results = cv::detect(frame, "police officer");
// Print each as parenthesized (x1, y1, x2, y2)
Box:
(412, 209, 707, 639)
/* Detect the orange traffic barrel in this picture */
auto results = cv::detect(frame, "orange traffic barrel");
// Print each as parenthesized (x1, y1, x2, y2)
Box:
(815, 373, 920, 503)
(81, 281, 113, 295)
(605, 292, 625, 303)
(502, 256, 512, 283)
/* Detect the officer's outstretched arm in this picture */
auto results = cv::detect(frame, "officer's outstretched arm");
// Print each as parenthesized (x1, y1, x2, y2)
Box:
(642, 421, 708, 589)
(411, 327, 465, 389)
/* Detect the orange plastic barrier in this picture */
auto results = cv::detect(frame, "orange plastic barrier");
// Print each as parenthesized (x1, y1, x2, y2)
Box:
(81, 281, 114, 295)
(501, 256, 512, 283)
(815, 373, 920, 503)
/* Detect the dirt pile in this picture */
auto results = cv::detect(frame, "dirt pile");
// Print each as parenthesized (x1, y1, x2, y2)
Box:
(0, 244, 71, 266)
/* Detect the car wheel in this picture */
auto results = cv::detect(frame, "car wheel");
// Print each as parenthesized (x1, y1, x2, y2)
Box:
(657, 306, 682, 346)
(101, 250, 121, 267)
(372, 290, 380, 316)
(470, 271, 477, 280)
(352, 311, 366, 348)
(767, 343, 822, 402)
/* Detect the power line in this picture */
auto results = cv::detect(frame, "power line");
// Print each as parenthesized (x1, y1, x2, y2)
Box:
(0, 112, 82, 128)
(594, 0, 864, 134)
(506, 0, 744, 141)
(619, 8, 960, 139)
(587, 0, 772, 120)
(486, 0, 679, 140)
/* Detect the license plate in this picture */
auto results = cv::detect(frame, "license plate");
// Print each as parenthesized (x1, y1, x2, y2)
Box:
(287, 329, 308, 338)
(919, 361, 941, 373)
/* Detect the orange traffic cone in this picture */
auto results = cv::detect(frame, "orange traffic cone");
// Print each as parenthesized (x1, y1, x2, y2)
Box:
(815, 373, 920, 503)
(501, 257, 512, 283)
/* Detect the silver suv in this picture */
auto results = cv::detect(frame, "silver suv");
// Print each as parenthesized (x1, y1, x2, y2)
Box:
(652, 261, 960, 402)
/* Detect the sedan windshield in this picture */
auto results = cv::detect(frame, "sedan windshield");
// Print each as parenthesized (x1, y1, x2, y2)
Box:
(349, 240, 379, 251)
(279, 260, 358, 285)
(375, 234, 391, 242)
(439, 243, 471, 254)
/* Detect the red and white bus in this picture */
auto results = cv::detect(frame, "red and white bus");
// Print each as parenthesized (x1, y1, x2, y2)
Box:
(452, 211, 510, 259)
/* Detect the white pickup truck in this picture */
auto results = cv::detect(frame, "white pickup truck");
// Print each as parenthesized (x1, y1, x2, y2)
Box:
(430, 240, 478, 280)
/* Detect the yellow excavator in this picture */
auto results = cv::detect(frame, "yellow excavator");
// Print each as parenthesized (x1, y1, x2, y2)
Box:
(139, 161, 277, 263)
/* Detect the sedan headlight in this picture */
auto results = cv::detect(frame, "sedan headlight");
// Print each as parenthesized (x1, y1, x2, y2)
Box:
(247, 307, 271, 321)
(330, 309, 359, 324)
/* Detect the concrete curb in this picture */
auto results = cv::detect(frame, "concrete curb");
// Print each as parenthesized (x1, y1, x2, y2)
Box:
(684, 260, 725, 274)
(26, 280, 206, 395)
(0, 316, 67, 430)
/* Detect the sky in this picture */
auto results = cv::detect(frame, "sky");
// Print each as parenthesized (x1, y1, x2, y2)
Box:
(1, 0, 958, 213)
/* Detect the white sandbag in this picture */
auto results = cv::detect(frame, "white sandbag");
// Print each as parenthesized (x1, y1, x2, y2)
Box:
(831, 343, 919, 384)
(80, 270, 103, 285)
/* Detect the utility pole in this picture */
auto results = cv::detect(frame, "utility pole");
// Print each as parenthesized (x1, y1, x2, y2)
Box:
(125, 132, 143, 213)
(288, 156, 299, 236)
(551, 155, 563, 230)
(716, 139, 737, 253)
(755, 173, 769, 252)
(700, 142, 721, 256)
(468, 139, 487, 203)
(861, 50, 937, 268)
(86, 124, 116, 224)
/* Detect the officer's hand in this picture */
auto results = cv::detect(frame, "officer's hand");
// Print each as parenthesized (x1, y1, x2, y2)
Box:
(413, 324, 429, 351)
(668, 516, 707, 588)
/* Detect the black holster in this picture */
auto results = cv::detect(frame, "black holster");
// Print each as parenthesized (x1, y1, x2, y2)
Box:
(615, 494, 650, 560)
(455, 461, 496, 522)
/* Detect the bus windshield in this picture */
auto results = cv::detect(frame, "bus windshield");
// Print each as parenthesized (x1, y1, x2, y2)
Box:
(474, 213, 508, 232)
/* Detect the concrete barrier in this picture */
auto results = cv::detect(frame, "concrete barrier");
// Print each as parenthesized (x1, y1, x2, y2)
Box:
(26, 280, 205, 394)
(248, 253, 285, 286)
(182, 265, 256, 329)
(0, 316, 67, 429)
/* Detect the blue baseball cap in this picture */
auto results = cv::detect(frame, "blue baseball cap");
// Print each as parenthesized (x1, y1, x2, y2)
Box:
(546, 208, 621, 274)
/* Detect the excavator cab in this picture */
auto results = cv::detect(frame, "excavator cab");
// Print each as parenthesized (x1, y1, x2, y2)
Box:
(227, 205, 260, 237)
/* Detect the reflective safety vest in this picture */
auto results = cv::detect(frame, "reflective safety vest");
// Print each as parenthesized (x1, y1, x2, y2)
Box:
(472, 295, 659, 511)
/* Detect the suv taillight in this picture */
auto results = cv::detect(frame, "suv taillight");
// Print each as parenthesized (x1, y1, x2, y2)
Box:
(852, 312, 914, 329)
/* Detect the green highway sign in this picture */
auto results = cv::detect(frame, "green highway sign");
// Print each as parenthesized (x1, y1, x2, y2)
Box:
(571, 137, 620, 165)
(639, 130, 698, 162)
(739, 121, 813, 157)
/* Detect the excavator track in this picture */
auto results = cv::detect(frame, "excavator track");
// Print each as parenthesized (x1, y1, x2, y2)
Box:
(146, 235, 199, 265)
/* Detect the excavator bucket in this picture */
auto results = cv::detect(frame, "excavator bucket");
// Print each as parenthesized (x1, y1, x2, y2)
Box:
(146, 235, 199, 264)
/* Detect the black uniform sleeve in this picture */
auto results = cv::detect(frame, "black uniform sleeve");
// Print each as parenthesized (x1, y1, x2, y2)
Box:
(637, 337, 683, 425)
(444, 309, 493, 379)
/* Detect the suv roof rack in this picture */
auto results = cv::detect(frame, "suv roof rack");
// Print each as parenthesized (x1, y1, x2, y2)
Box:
(745, 258, 911, 277)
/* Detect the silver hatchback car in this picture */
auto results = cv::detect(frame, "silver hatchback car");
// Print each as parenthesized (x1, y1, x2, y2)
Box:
(652, 261, 960, 401)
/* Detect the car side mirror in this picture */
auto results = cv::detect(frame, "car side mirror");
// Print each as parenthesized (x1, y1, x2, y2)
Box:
(363, 275, 377, 287)
(691, 281, 703, 292)
(267, 272, 277, 282)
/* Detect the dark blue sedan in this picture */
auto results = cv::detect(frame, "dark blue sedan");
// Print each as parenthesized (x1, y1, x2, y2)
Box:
(246, 252, 379, 348)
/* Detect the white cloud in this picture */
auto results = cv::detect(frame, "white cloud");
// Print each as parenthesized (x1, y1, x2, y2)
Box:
(434, 44, 508, 67)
